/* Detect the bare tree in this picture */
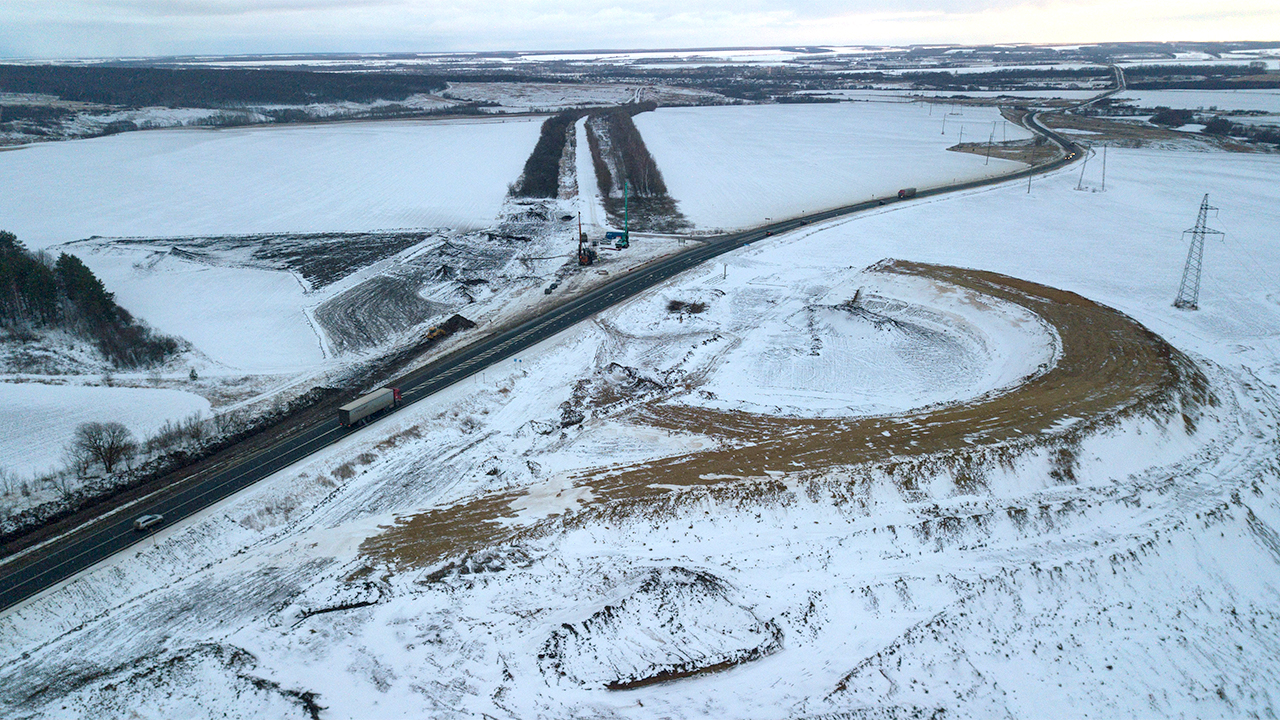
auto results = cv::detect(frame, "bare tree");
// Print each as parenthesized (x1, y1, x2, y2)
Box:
(64, 441, 94, 477)
(48, 472, 76, 501)
(72, 421, 136, 474)
(182, 412, 209, 444)
(213, 408, 248, 436)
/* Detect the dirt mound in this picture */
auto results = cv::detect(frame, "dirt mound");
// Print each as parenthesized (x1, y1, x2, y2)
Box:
(13, 643, 322, 720)
(538, 566, 782, 689)
(362, 262, 1209, 568)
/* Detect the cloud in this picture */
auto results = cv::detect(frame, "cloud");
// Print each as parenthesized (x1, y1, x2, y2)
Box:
(1, 0, 1276, 59)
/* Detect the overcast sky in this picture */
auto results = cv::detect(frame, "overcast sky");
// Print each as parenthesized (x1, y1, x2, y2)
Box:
(1, 0, 1276, 59)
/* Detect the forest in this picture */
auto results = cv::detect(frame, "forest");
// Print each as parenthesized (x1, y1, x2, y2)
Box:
(0, 64, 449, 107)
(0, 231, 179, 368)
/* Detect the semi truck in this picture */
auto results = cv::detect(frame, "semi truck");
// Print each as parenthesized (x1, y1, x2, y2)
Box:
(339, 387, 402, 427)
(897, 187, 918, 199)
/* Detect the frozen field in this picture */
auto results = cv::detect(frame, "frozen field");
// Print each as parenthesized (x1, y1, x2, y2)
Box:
(0, 382, 209, 477)
(81, 246, 326, 374)
(635, 102, 1034, 230)
(922, 89, 1102, 100)
(443, 82, 724, 112)
(0, 117, 542, 249)
(3, 137, 1280, 717)
(1116, 88, 1280, 112)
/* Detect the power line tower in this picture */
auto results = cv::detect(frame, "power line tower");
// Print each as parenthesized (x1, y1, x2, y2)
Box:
(1172, 194, 1223, 311)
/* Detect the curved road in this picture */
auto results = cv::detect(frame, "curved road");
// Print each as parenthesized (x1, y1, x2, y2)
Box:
(0, 98, 1087, 612)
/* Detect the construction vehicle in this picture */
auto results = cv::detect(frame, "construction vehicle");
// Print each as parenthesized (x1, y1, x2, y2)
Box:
(339, 387, 402, 427)
(577, 213, 597, 266)
(425, 314, 477, 342)
(606, 230, 628, 249)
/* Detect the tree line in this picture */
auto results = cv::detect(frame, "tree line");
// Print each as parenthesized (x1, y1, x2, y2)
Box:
(585, 102, 670, 199)
(509, 109, 588, 198)
(584, 103, 689, 233)
(0, 231, 179, 367)
(0, 64, 450, 108)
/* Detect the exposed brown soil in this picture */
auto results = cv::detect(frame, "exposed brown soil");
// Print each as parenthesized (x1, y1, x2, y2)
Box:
(605, 657, 743, 690)
(947, 140, 1061, 165)
(1039, 114, 1256, 152)
(361, 261, 1209, 568)
(924, 97, 1083, 110)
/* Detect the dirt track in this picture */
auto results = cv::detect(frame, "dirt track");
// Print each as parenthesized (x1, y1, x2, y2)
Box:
(362, 261, 1209, 567)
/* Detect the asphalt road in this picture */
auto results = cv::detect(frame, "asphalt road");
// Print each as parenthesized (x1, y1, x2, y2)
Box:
(0, 106, 1084, 613)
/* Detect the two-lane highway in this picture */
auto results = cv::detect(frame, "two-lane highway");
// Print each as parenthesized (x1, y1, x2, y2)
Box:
(0, 102, 1087, 613)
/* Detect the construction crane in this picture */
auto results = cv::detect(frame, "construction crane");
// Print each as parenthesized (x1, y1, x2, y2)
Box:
(605, 181, 631, 249)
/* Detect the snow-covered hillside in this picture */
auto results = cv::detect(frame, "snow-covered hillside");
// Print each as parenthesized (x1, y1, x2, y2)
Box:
(2, 131, 1279, 719)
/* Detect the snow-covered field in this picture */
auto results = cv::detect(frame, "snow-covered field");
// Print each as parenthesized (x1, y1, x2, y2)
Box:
(647, 269, 1057, 418)
(3, 137, 1279, 719)
(0, 382, 210, 478)
(85, 248, 325, 374)
(443, 82, 726, 112)
(1116, 88, 1280, 113)
(0, 116, 542, 249)
(635, 101, 1034, 230)
(921, 89, 1103, 100)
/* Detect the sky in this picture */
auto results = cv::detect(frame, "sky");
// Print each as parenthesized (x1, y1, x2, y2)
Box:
(1, 0, 1277, 59)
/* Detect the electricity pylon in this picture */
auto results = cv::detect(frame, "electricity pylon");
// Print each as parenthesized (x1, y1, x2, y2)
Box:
(1172, 194, 1223, 310)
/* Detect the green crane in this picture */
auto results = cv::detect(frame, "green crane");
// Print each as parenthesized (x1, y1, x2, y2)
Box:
(617, 180, 630, 249)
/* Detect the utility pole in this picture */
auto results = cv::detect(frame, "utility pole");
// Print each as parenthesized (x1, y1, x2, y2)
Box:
(1100, 144, 1107, 192)
(624, 179, 629, 243)
(1173, 194, 1224, 310)
(985, 131, 994, 165)
(941, 115, 947, 134)
(1076, 145, 1090, 190)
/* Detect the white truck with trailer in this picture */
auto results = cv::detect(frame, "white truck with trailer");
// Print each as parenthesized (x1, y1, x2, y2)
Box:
(339, 387, 402, 427)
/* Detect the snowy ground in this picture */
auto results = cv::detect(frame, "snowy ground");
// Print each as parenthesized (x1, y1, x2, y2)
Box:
(2, 138, 1278, 719)
(0, 382, 210, 478)
(1114, 89, 1280, 113)
(0, 103, 694, 501)
(0, 116, 542, 249)
(917, 89, 1103, 101)
(442, 82, 728, 112)
(635, 101, 1034, 230)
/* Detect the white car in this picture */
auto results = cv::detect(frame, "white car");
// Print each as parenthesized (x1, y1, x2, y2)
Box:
(132, 514, 164, 531)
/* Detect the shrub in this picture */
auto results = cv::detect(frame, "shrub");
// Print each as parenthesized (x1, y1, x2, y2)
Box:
(1149, 107, 1195, 127)
(1201, 117, 1235, 135)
